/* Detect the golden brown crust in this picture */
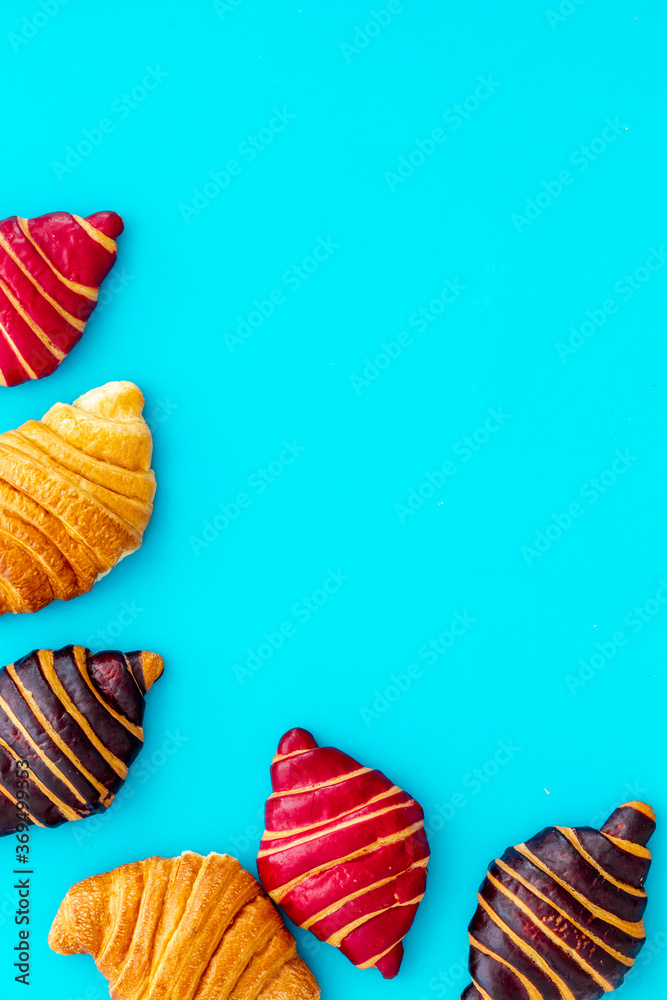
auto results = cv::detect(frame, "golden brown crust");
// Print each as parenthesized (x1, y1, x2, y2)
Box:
(49, 852, 320, 1000)
(0, 380, 155, 615)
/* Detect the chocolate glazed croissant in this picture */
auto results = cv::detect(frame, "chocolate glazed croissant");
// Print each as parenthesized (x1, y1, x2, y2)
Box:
(49, 851, 321, 1000)
(0, 380, 155, 615)
(0, 645, 163, 835)
(461, 801, 655, 1000)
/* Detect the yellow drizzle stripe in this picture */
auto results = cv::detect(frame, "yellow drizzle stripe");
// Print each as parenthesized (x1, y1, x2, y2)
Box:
(471, 980, 495, 1000)
(620, 801, 655, 822)
(16, 218, 98, 298)
(258, 799, 417, 858)
(270, 820, 426, 902)
(0, 277, 65, 359)
(496, 858, 633, 967)
(7, 660, 113, 804)
(602, 835, 651, 859)
(356, 937, 406, 971)
(272, 747, 314, 762)
(0, 317, 37, 379)
(263, 786, 401, 840)
(557, 827, 646, 897)
(268, 766, 373, 798)
(469, 934, 545, 1000)
(0, 706, 79, 821)
(0, 742, 46, 826)
(72, 646, 143, 742)
(37, 650, 128, 779)
(0, 232, 85, 331)
(477, 893, 576, 1000)
(301, 857, 429, 930)
(73, 215, 117, 254)
(515, 844, 645, 938)
(327, 894, 424, 948)
(486, 871, 614, 992)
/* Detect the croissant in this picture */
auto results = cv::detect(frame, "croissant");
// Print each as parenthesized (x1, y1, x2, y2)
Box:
(49, 851, 321, 1000)
(461, 800, 655, 1000)
(0, 645, 163, 835)
(0, 210, 123, 386)
(0, 379, 155, 615)
(257, 728, 430, 979)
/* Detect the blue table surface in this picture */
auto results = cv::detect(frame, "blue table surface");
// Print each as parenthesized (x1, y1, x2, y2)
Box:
(0, 2, 665, 998)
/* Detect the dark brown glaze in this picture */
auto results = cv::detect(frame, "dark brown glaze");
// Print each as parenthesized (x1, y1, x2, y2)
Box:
(461, 801, 655, 1000)
(0, 645, 163, 835)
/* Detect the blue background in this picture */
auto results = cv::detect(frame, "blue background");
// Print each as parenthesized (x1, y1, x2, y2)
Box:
(0, 2, 665, 998)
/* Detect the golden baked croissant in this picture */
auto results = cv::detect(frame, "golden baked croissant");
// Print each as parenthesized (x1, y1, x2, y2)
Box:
(0, 380, 155, 615)
(49, 851, 321, 1000)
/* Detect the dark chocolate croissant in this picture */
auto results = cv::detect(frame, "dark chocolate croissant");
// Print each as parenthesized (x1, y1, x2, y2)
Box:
(461, 801, 655, 1000)
(0, 645, 163, 835)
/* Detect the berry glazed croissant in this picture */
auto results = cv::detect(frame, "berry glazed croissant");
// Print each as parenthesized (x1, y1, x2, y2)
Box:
(257, 728, 430, 979)
(0, 645, 163, 835)
(0, 380, 155, 615)
(461, 801, 655, 1000)
(0, 210, 123, 386)
(49, 851, 321, 1000)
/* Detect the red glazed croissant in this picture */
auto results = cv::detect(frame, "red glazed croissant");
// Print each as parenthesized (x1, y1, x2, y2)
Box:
(257, 728, 430, 978)
(0, 210, 123, 386)
(461, 801, 655, 1000)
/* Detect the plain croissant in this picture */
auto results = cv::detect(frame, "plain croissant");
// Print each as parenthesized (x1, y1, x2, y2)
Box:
(257, 728, 430, 979)
(0, 210, 123, 386)
(0, 645, 163, 835)
(461, 801, 655, 1000)
(0, 380, 155, 615)
(49, 851, 321, 1000)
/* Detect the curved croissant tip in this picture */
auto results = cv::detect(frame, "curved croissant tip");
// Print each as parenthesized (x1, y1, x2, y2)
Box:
(73, 381, 146, 420)
(48, 898, 78, 955)
(85, 210, 124, 240)
(601, 800, 656, 846)
(276, 728, 319, 756)
(133, 651, 164, 693)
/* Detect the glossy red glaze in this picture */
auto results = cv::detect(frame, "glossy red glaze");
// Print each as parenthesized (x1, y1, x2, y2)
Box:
(0, 210, 123, 386)
(258, 728, 430, 978)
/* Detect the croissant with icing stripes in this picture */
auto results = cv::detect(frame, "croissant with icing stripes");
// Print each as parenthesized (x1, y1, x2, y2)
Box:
(0, 210, 123, 386)
(49, 851, 321, 999)
(257, 728, 430, 979)
(0, 379, 155, 615)
(461, 801, 655, 1000)
(0, 645, 163, 835)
